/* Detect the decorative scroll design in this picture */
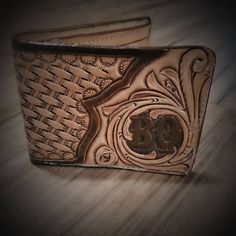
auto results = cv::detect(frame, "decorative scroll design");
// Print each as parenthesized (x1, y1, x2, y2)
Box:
(95, 146, 118, 166)
(100, 49, 213, 173)
(15, 51, 134, 161)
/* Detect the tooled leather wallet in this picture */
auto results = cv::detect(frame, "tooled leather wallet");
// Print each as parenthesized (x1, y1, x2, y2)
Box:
(12, 17, 215, 175)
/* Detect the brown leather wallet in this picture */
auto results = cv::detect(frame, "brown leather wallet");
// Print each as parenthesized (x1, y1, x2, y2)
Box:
(12, 17, 215, 175)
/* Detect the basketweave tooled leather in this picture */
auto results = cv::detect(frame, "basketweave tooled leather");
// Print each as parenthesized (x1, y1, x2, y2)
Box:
(12, 17, 215, 175)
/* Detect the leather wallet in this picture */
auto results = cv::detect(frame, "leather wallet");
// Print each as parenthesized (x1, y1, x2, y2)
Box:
(13, 17, 215, 175)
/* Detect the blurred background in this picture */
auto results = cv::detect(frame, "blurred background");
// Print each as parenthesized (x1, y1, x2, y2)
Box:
(0, 0, 235, 235)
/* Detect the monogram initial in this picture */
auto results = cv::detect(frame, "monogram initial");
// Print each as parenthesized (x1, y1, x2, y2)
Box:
(127, 113, 183, 157)
(129, 116, 152, 148)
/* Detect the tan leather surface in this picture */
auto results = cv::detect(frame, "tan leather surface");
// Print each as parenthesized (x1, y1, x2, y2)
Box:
(13, 17, 215, 175)
(15, 17, 151, 46)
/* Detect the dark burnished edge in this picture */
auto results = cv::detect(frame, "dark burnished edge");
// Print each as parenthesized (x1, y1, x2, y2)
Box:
(30, 158, 188, 176)
(12, 40, 212, 57)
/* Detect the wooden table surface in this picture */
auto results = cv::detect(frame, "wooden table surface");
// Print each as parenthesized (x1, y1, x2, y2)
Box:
(0, 0, 235, 235)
